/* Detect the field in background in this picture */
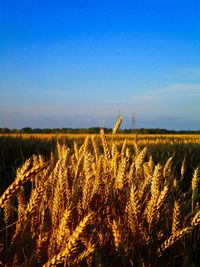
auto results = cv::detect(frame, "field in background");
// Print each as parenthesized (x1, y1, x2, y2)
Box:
(1, 131, 200, 266)
(0, 133, 200, 145)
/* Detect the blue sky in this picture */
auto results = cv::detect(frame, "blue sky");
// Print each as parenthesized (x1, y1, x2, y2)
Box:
(0, 0, 200, 130)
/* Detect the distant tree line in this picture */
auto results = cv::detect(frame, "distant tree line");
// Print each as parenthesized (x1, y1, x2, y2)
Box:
(0, 127, 200, 134)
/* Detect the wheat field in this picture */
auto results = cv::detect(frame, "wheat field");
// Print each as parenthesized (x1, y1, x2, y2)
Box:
(0, 120, 200, 266)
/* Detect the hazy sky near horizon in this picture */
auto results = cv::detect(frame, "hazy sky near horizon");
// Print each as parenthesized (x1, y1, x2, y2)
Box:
(1, 0, 200, 130)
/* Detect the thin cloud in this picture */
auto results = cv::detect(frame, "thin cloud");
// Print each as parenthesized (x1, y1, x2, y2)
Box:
(130, 82, 200, 125)
(133, 83, 200, 102)
(163, 67, 200, 82)
(154, 83, 200, 97)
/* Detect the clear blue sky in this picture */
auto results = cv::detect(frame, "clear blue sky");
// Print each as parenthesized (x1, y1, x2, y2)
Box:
(1, 0, 200, 130)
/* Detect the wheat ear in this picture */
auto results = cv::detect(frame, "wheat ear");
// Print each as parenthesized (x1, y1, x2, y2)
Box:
(191, 167, 200, 212)
(159, 227, 191, 255)
(112, 220, 121, 250)
(112, 115, 123, 134)
(191, 210, 200, 227)
(43, 213, 93, 266)
(0, 162, 46, 209)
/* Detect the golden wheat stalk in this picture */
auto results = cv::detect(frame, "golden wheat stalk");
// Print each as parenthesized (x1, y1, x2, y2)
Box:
(36, 233, 48, 262)
(156, 185, 169, 211)
(114, 158, 127, 190)
(56, 209, 71, 248)
(172, 201, 181, 235)
(43, 213, 93, 267)
(82, 153, 95, 210)
(0, 161, 46, 209)
(120, 139, 127, 157)
(191, 210, 200, 227)
(181, 157, 186, 178)
(15, 188, 26, 233)
(25, 186, 45, 217)
(129, 184, 141, 222)
(112, 220, 121, 250)
(91, 135, 99, 161)
(191, 167, 200, 212)
(3, 198, 11, 225)
(148, 155, 154, 175)
(83, 135, 90, 155)
(151, 163, 162, 200)
(129, 183, 146, 241)
(100, 132, 111, 160)
(73, 141, 79, 160)
(163, 156, 173, 180)
(135, 147, 148, 174)
(75, 244, 95, 264)
(112, 115, 123, 134)
(91, 157, 103, 200)
(16, 157, 33, 177)
(51, 182, 63, 227)
(159, 227, 191, 255)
